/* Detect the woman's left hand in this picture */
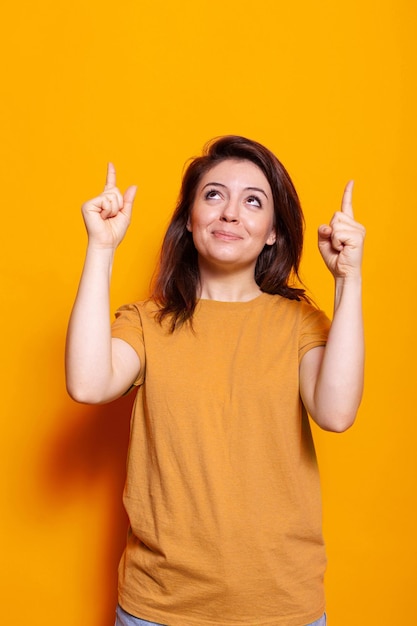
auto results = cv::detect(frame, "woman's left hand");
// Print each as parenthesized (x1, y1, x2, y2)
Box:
(318, 181, 366, 279)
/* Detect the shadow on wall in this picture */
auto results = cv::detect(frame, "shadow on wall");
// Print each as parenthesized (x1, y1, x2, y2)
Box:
(40, 391, 136, 626)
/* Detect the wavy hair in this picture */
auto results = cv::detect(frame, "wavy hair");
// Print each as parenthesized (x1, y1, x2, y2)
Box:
(152, 135, 309, 330)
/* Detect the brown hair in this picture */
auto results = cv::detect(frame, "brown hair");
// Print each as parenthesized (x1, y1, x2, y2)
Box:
(152, 135, 309, 330)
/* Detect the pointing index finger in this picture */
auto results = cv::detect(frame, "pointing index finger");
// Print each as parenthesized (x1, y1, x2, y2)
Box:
(341, 180, 354, 218)
(104, 162, 117, 190)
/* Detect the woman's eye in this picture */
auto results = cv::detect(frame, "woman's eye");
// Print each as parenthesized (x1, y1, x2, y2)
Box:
(205, 189, 221, 200)
(247, 195, 262, 208)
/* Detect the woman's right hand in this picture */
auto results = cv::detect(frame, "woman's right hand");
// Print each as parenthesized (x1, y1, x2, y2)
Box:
(81, 163, 137, 249)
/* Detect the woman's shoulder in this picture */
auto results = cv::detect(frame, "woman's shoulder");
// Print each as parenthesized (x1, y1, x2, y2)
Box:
(113, 298, 163, 331)
(115, 298, 159, 315)
(261, 292, 318, 311)
(261, 292, 330, 325)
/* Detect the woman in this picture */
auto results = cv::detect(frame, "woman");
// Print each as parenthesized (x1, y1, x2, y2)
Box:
(66, 136, 365, 626)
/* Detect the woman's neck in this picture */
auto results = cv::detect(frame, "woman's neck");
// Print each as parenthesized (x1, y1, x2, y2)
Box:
(198, 267, 262, 302)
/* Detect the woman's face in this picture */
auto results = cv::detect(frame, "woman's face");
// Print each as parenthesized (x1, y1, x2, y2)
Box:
(187, 159, 276, 274)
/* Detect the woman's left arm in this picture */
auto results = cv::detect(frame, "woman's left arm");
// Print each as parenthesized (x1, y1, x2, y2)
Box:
(300, 181, 366, 432)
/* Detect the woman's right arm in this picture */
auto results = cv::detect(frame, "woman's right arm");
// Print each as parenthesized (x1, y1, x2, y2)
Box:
(65, 164, 140, 404)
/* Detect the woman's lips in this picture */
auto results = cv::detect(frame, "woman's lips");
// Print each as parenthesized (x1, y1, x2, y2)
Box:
(211, 230, 243, 241)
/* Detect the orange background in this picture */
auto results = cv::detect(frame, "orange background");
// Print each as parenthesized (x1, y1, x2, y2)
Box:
(1, 1, 416, 624)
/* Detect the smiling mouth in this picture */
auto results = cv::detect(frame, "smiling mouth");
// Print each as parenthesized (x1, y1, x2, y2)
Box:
(211, 230, 243, 241)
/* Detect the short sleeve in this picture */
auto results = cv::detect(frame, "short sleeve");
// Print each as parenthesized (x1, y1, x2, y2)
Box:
(111, 303, 146, 386)
(298, 304, 331, 362)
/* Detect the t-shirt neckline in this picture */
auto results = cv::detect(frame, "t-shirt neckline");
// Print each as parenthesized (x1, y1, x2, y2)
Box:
(197, 292, 273, 309)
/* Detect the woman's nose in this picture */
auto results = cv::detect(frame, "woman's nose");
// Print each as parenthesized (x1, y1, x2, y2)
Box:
(220, 199, 239, 222)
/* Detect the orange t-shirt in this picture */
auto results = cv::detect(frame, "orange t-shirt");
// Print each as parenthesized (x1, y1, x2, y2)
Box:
(111, 293, 330, 626)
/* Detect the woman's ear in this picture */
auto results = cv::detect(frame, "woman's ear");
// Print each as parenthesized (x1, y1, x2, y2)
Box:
(186, 215, 192, 232)
(266, 228, 276, 246)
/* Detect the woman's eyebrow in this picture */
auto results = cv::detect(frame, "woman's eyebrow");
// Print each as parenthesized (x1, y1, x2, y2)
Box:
(202, 182, 227, 190)
(202, 182, 269, 199)
(246, 186, 269, 199)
